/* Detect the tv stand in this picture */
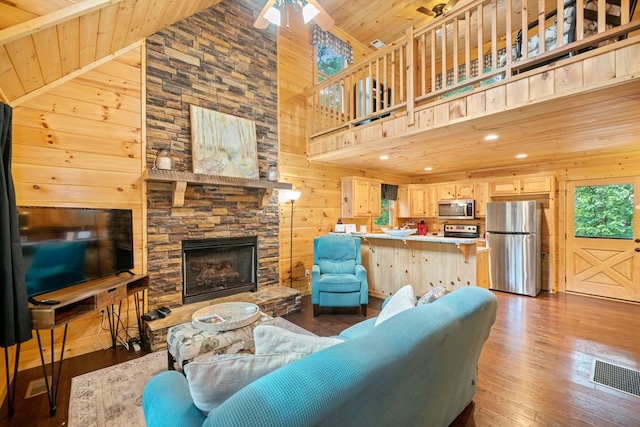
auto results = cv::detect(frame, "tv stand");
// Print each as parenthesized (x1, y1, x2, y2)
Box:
(28, 297, 60, 306)
(28, 274, 149, 416)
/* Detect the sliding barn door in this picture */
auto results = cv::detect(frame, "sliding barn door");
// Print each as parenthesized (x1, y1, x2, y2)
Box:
(566, 177, 640, 302)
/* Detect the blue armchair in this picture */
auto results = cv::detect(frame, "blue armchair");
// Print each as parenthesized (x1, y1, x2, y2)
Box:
(311, 233, 368, 317)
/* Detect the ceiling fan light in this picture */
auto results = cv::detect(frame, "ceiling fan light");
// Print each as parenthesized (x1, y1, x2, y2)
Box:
(302, 2, 319, 23)
(264, 6, 282, 25)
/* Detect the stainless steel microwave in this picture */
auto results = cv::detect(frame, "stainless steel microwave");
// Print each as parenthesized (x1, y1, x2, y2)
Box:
(438, 199, 475, 220)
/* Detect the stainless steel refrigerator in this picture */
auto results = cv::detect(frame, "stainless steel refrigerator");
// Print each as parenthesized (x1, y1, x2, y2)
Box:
(485, 201, 541, 297)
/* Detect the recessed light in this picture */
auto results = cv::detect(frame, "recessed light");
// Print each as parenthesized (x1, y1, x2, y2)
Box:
(515, 153, 527, 159)
(483, 134, 499, 141)
(424, 167, 433, 171)
(379, 155, 389, 160)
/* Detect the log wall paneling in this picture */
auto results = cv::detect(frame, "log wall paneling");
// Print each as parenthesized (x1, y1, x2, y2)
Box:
(277, 11, 414, 285)
(11, 45, 145, 372)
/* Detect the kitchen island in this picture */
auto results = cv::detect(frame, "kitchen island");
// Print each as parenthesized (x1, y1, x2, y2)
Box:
(352, 233, 485, 298)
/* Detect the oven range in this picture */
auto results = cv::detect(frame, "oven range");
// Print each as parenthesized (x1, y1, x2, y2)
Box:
(443, 224, 480, 238)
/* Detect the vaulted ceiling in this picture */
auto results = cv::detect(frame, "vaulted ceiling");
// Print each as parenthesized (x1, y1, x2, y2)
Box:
(2, 0, 640, 177)
(0, 0, 458, 106)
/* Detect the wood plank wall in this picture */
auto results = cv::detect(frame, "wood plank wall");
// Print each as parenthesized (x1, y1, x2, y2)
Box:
(276, 17, 410, 294)
(9, 44, 146, 372)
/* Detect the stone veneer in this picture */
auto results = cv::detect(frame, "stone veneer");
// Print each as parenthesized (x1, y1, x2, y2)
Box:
(145, 2, 280, 309)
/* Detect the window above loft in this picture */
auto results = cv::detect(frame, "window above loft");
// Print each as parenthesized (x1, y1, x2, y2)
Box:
(313, 25, 353, 83)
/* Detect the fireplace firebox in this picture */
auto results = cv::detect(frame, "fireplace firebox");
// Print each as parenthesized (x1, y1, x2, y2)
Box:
(182, 237, 258, 304)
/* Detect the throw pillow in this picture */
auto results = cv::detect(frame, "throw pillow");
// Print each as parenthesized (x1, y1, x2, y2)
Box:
(253, 325, 344, 355)
(184, 352, 306, 414)
(375, 284, 415, 326)
(416, 286, 446, 306)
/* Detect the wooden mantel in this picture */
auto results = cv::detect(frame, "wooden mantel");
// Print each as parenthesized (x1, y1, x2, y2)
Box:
(143, 169, 293, 208)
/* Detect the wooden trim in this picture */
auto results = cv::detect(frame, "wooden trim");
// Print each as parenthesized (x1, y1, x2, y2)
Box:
(512, 21, 640, 73)
(143, 169, 293, 208)
(406, 27, 416, 126)
(0, 0, 122, 46)
(9, 41, 142, 108)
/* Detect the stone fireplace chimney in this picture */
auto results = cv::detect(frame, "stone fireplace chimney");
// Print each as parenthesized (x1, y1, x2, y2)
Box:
(144, 3, 279, 309)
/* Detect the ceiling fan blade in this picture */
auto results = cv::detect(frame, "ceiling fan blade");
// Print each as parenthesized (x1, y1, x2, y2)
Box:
(443, 0, 459, 13)
(307, 0, 335, 31)
(254, 0, 276, 29)
(417, 6, 435, 16)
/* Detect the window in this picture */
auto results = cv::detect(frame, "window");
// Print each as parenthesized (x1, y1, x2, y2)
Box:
(573, 183, 634, 239)
(312, 24, 353, 83)
(374, 199, 393, 227)
(317, 44, 346, 82)
(316, 44, 346, 113)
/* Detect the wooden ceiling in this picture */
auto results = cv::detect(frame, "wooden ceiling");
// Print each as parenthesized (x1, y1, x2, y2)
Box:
(313, 78, 640, 177)
(1, 0, 639, 178)
(0, 0, 224, 105)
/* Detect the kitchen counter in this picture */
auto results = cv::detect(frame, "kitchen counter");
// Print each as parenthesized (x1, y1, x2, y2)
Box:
(352, 233, 486, 299)
(351, 232, 479, 245)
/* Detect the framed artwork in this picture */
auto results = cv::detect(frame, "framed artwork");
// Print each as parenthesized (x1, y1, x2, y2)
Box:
(190, 105, 260, 179)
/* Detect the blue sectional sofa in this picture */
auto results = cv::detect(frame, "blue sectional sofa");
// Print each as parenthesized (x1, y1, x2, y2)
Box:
(142, 286, 498, 427)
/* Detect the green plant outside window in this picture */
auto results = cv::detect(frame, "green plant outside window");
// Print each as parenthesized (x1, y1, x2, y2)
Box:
(574, 184, 634, 239)
(374, 199, 392, 227)
(317, 44, 345, 82)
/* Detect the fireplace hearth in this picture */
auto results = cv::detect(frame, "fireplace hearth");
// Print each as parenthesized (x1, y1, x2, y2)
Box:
(182, 237, 258, 304)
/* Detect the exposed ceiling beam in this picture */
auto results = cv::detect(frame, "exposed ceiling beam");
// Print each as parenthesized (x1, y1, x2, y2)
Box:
(0, 0, 122, 45)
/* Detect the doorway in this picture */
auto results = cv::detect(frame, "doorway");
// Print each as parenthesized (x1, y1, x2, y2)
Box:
(566, 177, 640, 302)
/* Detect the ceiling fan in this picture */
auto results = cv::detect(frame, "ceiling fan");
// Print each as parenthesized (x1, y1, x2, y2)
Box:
(417, 0, 460, 17)
(254, 0, 335, 31)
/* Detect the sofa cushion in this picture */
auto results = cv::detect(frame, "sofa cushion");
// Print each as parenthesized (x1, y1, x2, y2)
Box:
(315, 273, 361, 291)
(417, 286, 446, 305)
(375, 284, 415, 326)
(184, 352, 306, 414)
(318, 259, 356, 274)
(254, 324, 344, 355)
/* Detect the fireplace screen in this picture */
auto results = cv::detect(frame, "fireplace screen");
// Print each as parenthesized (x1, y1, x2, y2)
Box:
(182, 237, 257, 304)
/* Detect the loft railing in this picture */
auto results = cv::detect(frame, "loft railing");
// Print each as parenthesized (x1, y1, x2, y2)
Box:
(307, 0, 639, 138)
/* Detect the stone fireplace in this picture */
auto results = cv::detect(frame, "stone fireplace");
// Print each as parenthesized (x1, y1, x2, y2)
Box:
(144, 2, 279, 310)
(182, 236, 258, 304)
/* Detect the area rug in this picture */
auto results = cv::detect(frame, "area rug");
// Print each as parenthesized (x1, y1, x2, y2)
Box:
(68, 351, 165, 427)
(67, 317, 311, 426)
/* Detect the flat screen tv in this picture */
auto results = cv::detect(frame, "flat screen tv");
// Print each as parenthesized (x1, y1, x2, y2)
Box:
(17, 206, 134, 300)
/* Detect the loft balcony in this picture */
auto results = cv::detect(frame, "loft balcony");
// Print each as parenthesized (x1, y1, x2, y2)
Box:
(306, 0, 640, 175)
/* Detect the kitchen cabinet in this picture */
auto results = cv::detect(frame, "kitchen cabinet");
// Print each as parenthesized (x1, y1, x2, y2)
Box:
(397, 185, 437, 218)
(476, 247, 491, 289)
(341, 177, 382, 217)
(439, 183, 474, 200)
(426, 186, 439, 217)
(474, 181, 489, 217)
(397, 186, 409, 217)
(490, 176, 552, 196)
(409, 186, 427, 216)
(521, 176, 552, 193)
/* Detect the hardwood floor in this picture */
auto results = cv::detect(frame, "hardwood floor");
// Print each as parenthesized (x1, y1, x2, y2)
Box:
(452, 290, 640, 427)
(1, 290, 639, 426)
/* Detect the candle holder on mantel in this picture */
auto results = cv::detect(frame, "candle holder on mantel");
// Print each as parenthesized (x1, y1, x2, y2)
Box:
(267, 165, 279, 181)
(154, 149, 173, 171)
